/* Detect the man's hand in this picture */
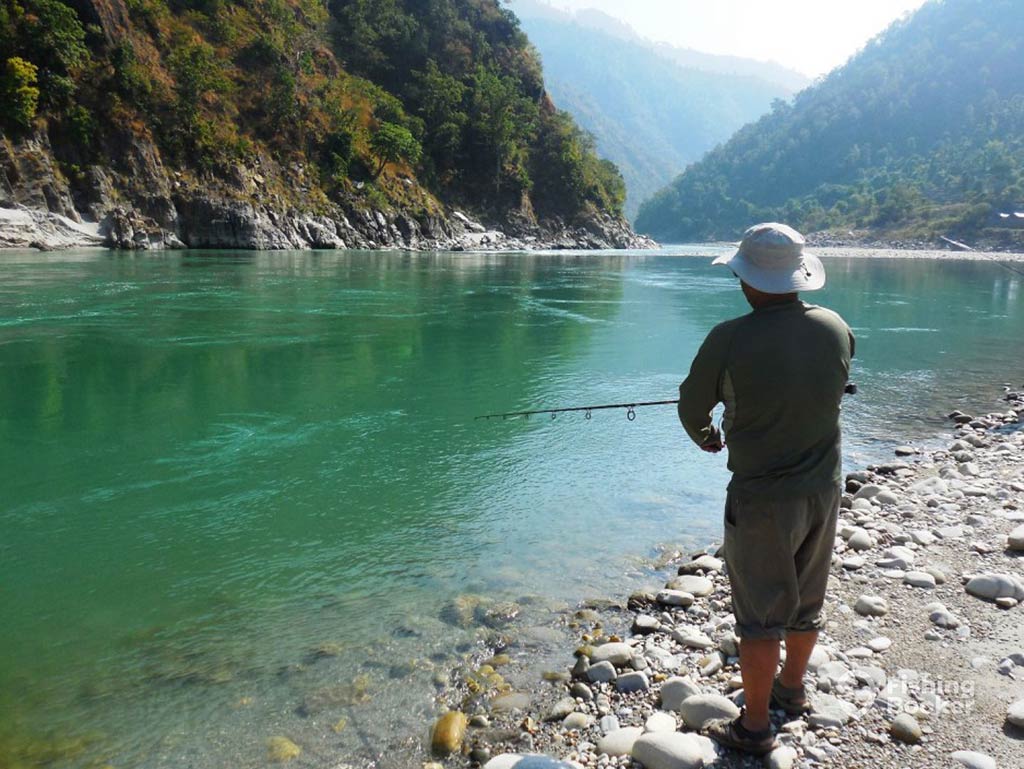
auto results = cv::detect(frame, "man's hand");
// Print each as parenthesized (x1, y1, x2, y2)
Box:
(700, 427, 724, 453)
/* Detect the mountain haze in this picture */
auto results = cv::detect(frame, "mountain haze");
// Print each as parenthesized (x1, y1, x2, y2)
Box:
(635, 0, 1024, 246)
(508, 1, 808, 219)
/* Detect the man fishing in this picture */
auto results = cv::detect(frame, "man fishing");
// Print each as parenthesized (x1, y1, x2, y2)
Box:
(677, 222, 855, 755)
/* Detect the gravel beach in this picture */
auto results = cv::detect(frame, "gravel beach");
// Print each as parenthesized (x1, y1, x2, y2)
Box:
(427, 387, 1024, 769)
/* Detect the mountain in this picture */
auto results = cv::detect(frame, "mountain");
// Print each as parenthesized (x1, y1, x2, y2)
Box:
(635, 0, 1024, 247)
(0, 0, 646, 250)
(507, 1, 808, 220)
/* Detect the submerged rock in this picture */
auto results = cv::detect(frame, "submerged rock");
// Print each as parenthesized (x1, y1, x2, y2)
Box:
(266, 736, 301, 762)
(431, 711, 468, 755)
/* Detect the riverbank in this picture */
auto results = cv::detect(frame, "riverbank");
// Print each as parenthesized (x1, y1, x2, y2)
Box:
(806, 229, 1024, 256)
(428, 387, 1024, 769)
(0, 202, 657, 253)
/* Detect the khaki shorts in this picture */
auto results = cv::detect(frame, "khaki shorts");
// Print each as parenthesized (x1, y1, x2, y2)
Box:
(723, 485, 840, 640)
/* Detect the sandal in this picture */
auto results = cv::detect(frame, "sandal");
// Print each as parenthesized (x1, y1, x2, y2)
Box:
(770, 676, 810, 715)
(704, 710, 777, 756)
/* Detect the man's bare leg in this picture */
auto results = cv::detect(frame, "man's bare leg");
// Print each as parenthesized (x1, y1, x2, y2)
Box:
(780, 629, 818, 689)
(738, 637, 780, 731)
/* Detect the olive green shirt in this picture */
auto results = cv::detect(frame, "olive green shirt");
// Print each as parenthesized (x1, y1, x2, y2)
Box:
(678, 300, 855, 498)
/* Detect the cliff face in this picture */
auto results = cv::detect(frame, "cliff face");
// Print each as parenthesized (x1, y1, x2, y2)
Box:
(0, 0, 654, 251)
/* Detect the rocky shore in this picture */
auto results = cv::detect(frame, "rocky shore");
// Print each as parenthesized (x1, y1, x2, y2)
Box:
(426, 387, 1024, 769)
(806, 230, 1024, 255)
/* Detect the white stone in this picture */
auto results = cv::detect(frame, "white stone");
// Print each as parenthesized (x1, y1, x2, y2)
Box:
(868, 637, 892, 652)
(950, 751, 997, 769)
(590, 642, 634, 667)
(630, 732, 705, 769)
(644, 712, 677, 733)
(616, 671, 649, 694)
(904, 571, 937, 588)
(484, 755, 582, 769)
(586, 661, 617, 683)
(1007, 699, 1024, 728)
(667, 575, 714, 597)
(655, 590, 694, 607)
(1007, 524, 1024, 551)
(678, 693, 740, 730)
(847, 529, 875, 551)
(965, 573, 1024, 601)
(659, 677, 701, 711)
(596, 726, 643, 757)
(854, 484, 884, 500)
(890, 712, 922, 743)
(854, 595, 889, 616)
(765, 745, 798, 769)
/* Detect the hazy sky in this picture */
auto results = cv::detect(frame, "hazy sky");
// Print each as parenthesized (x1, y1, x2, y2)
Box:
(543, 0, 930, 77)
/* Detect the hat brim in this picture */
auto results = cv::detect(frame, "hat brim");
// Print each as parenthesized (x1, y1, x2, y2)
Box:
(712, 250, 826, 293)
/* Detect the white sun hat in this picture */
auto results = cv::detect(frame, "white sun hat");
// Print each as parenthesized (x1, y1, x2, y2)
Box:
(712, 222, 826, 293)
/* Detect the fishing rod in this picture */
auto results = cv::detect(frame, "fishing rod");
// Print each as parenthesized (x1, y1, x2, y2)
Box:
(475, 383, 860, 422)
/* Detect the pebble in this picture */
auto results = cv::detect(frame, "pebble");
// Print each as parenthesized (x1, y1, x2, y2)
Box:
(904, 571, 937, 588)
(590, 643, 634, 666)
(630, 732, 705, 769)
(950, 751, 997, 769)
(854, 595, 889, 616)
(644, 712, 677, 732)
(266, 736, 302, 763)
(1007, 699, 1024, 728)
(678, 693, 740, 730)
(430, 712, 467, 755)
(562, 712, 592, 729)
(484, 756, 580, 769)
(615, 671, 649, 694)
(765, 745, 798, 769)
(965, 573, 1024, 601)
(1007, 524, 1024, 551)
(868, 636, 892, 652)
(544, 697, 576, 722)
(667, 575, 714, 597)
(655, 589, 694, 607)
(889, 712, 922, 743)
(586, 661, 617, 684)
(848, 529, 875, 551)
(596, 726, 643, 757)
(659, 676, 701, 711)
(491, 692, 531, 712)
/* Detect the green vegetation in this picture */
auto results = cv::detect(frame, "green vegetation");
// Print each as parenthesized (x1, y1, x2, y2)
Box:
(1, 56, 38, 129)
(635, 0, 1024, 242)
(0, 0, 626, 221)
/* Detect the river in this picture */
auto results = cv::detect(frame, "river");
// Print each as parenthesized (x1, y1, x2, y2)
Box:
(1, 246, 1022, 768)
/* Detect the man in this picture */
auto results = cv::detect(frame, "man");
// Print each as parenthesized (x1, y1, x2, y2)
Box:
(677, 222, 855, 755)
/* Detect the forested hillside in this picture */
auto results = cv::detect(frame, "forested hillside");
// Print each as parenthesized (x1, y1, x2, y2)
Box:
(635, 0, 1024, 246)
(0, 0, 637, 249)
(510, 1, 803, 220)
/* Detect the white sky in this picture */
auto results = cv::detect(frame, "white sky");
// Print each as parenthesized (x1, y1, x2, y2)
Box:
(544, 0, 930, 77)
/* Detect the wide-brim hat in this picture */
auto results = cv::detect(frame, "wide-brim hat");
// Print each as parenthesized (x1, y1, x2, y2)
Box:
(712, 222, 826, 293)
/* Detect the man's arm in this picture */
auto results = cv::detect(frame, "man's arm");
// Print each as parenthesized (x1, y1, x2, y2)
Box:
(678, 325, 729, 452)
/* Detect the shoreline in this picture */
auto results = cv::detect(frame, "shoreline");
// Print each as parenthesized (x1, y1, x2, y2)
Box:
(428, 387, 1024, 769)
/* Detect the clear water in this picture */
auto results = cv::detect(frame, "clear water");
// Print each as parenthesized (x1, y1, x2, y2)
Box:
(1, 247, 1022, 768)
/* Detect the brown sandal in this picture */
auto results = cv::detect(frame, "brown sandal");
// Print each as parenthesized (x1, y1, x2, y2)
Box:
(704, 710, 777, 756)
(770, 676, 810, 715)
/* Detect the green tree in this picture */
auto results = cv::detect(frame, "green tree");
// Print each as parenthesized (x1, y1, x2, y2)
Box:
(369, 121, 422, 179)
(1, 56, 40, 130)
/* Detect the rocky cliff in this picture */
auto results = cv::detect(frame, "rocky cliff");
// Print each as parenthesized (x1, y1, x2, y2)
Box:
(0, 0, 655, 252)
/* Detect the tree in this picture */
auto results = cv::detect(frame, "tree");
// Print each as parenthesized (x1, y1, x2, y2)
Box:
(369, 122, 422, 179)
(1, 57, 40, 130)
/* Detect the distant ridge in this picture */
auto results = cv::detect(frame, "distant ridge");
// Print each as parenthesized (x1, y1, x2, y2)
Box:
(635, 0, 1024, 248)
(509, 1, 807, 220)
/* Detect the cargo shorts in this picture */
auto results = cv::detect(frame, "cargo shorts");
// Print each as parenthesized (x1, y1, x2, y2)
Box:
(722, 484, 840, 640)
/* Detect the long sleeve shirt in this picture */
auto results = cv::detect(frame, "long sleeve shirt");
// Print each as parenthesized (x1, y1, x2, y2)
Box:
(678, 300, 855, 499)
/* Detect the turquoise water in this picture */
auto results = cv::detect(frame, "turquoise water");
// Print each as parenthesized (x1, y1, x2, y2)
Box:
(1, 247, 1022, 768)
